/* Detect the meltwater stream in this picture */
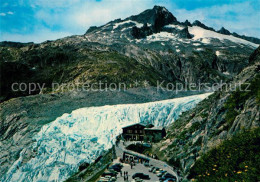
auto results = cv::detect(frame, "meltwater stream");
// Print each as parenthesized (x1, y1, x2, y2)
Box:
(2, 93, 211, 182)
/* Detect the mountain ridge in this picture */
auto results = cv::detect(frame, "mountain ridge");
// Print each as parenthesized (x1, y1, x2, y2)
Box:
(1, 6, 258, 102)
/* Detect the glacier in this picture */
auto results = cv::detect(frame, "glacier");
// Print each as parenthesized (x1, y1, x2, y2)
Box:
(2, 93, 212, 182)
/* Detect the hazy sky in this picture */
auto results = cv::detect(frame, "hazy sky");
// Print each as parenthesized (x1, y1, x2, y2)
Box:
(1, 0, 259, 43)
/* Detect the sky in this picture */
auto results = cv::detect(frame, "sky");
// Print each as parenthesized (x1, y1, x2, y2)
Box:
(0, 0, 260, 43)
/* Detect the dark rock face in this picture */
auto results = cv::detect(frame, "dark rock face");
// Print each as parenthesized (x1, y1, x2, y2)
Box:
(128, 5, 176, 26)
(130, 5, 177, 38)
(131, 23, 153, 39)
(192, 20, 215, 31)
(178, 27, 193, 39)
(232, 32, 260, 44)
(129, 6, 177, 39)
(249, 46, 260, 64)
(86, 26, 98, 34)
(182, 20, 192, 27)
(79, 162, 90, 171)
(217, 27, 231, 35)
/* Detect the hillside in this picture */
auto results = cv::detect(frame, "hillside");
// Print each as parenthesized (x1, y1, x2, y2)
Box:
(152, 46, 260, 180)
(1, 6, 259, 102)
(0, 5, 259, 181)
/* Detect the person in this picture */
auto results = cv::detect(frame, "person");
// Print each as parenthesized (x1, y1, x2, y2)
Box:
(120, 171, 122, 176)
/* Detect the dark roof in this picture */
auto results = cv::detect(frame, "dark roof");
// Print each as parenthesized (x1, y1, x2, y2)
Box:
(144, 126, 165, 131)
(122, 123, 146, 129)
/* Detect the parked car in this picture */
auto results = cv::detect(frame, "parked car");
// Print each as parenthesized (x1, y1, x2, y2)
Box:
(110, 177, 117, 181)
(132, 173, 150, 180)
(160, 173, 176, 181)
(152, 167, 159, 173)
(149, 167, 155, 172)
(154, 168, 162, 174)
(108, 163, 123, 172)
(113, 163, 123, 168)
(144, 162, 150, 167)
(102, 171, 117, 177)
(157, 170, 167, 177)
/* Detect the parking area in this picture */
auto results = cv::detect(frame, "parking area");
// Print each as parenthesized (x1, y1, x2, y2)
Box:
(113, 158, 160, 181)
(97, 141, 178, 182)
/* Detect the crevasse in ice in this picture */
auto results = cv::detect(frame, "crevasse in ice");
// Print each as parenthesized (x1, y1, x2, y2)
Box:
(2, 93, 211, 182)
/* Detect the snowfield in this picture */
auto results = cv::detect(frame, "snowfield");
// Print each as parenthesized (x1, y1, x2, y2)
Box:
(2, 93, 212, 182)
(113, 20, 143, 29)
(189, 26, 258, 48)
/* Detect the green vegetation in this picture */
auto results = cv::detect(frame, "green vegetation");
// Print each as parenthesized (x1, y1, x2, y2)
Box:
(189, 128, 260, 182)
(224, 74, 260, 128)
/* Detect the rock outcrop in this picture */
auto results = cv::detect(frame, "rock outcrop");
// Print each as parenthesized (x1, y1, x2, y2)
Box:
(153, 46, 260, 179)
(217, 27, 231, 35)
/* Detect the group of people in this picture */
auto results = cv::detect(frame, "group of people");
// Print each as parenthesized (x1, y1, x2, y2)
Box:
(120, 171, 129, 181)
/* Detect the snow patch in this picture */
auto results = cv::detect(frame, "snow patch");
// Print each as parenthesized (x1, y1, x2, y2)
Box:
(223, 71, 230, 75)
(164, 24, 184, 30)
(113, 20, 143, 29)
(193, 43, 201, 46)
(188, 26, 258, 47)
(216, 51, 222, 56)
(146, 32, 176, 42)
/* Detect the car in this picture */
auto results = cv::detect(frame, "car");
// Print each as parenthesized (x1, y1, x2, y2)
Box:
(132, 173, 150, 180)
(160, 173, 176, 181)
(102, 171, 117, 177)
(113, 163, 123, 168)
(144, 162, 150, 167)
(111, 177, 117, 181)
(149, 167, 155, 172)
(108, 164, 122, 172)
(157, 170, 167, 177)
(152, 167, 159, 173)
(154, 168, 162, 174)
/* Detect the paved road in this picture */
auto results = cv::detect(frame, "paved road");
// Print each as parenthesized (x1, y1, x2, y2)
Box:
(114, 158, 159, 182)
(114, 141, 179, 182)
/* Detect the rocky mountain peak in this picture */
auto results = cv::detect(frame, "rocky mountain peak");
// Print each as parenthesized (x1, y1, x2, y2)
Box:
(217, 27, 231, 35)
(192, 20, 215, 31)
(182, 20, 192, 27)
(127, 5, 177, 26)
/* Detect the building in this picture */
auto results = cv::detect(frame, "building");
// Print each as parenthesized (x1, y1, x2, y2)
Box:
(144, 126, 166, 142)
(122, 123, 146, 141)
(122, 123, 166, 142)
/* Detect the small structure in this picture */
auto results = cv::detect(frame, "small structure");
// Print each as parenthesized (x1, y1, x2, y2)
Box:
(144, 126, 166, 142)
(122, 123, 166, 142)
(122, 123, 146, 141)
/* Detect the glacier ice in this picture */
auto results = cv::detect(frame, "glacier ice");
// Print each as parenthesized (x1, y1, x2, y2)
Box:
(2, 93, 212, 182)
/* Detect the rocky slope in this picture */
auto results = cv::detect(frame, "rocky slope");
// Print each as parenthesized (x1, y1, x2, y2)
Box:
(0, 5, 259, 181)
(152, 46, 260, 180)
(1, 6, 259, 102)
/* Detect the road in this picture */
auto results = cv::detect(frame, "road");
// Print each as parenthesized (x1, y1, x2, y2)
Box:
(113, 141, 179, 182)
